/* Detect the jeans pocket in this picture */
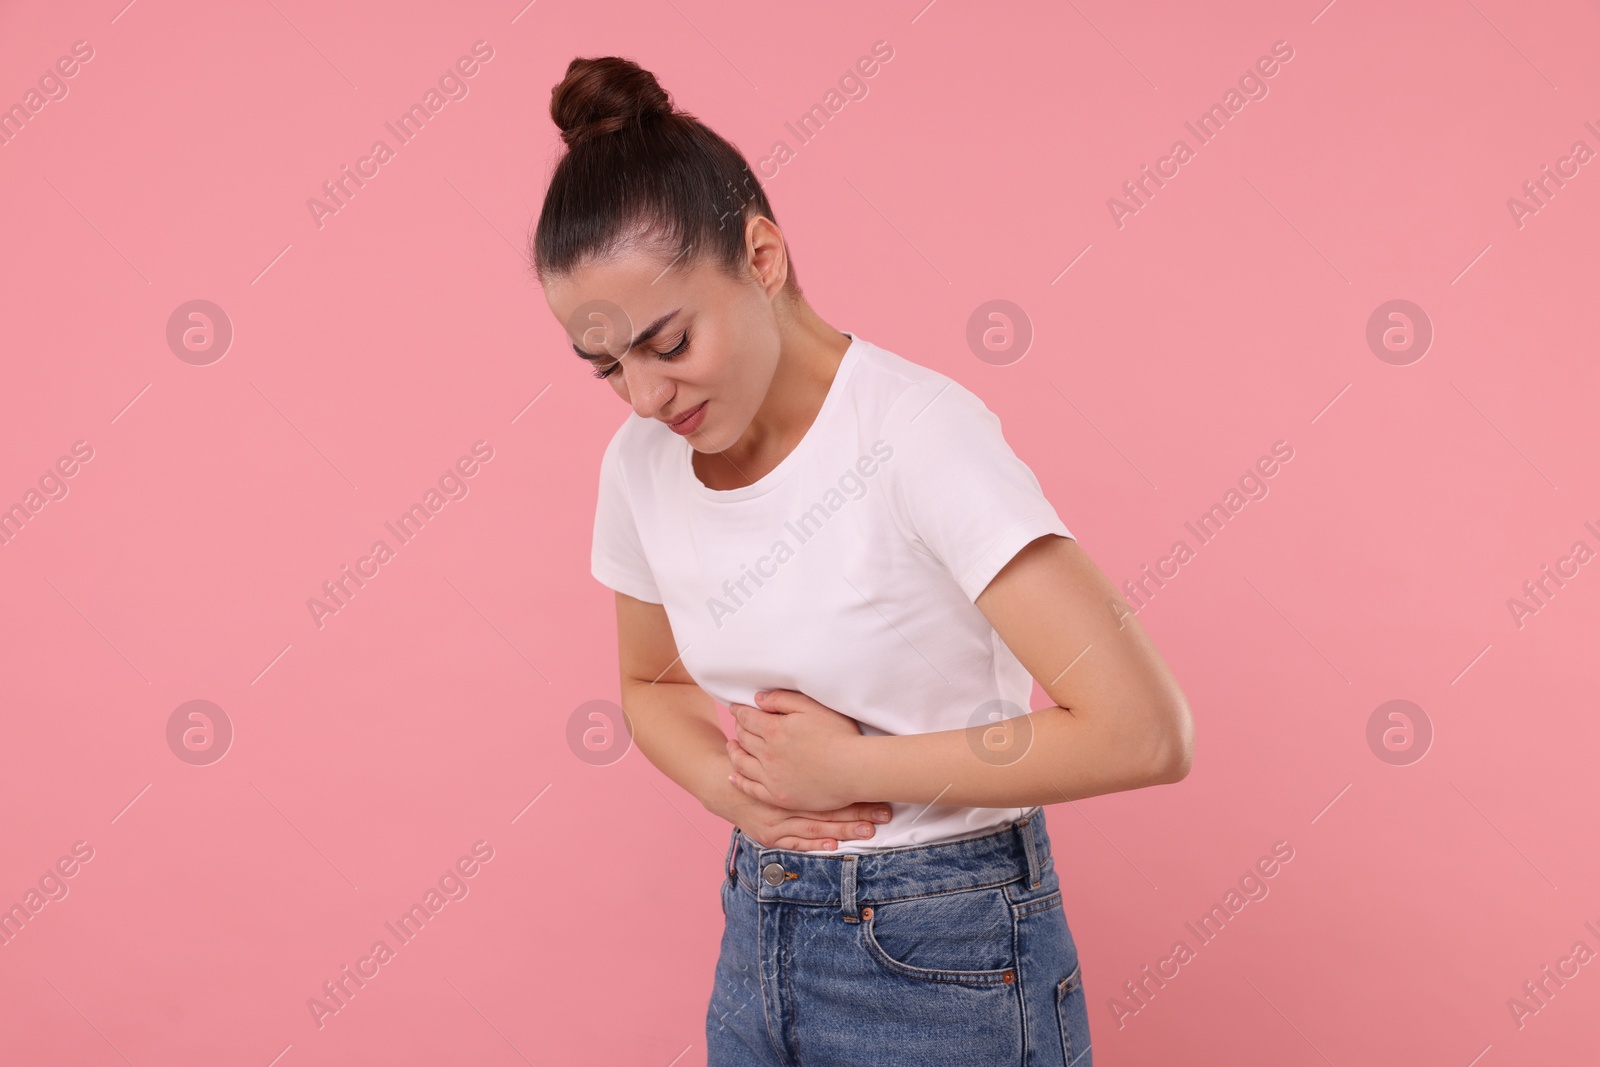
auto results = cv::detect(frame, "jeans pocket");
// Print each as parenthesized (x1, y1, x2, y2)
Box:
(858, 885, 1018, 988)
(1055, 961, 1092, 1065)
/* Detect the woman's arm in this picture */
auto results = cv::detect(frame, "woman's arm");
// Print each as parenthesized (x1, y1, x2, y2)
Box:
(848, 534, 1192, 808)
(622, 674, 748, 822)
(613, 592, 897, 849)
(726, 535, 1193, 811)
(613, 591, 772, 824)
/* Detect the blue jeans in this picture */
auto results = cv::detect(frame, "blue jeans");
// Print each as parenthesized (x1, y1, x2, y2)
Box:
(707, 806, 1092, 1066)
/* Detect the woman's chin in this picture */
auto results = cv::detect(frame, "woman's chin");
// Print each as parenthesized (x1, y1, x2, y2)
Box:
(684, 424, 726, 451)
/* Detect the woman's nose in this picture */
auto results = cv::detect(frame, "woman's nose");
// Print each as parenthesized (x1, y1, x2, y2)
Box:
(623, 363, 673, 419)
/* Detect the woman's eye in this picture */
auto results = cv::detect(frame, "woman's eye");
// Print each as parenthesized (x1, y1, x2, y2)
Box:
(658, 331, 690, 359)
(593, 332, 689, 380)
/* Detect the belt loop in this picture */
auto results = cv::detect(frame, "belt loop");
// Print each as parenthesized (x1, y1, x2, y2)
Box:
(1018, 809, 1043, 888)
(840, 855, 860, 921)
(725, 827, 739, 884)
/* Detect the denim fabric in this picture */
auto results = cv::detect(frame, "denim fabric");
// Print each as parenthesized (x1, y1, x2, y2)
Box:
(707, 807, 1092, 1066)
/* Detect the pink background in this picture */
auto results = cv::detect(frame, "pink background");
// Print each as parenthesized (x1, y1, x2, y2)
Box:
(3, 0, 1598, 1063)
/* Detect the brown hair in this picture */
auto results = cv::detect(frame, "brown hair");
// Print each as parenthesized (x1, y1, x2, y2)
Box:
(532, 56, 799, 294)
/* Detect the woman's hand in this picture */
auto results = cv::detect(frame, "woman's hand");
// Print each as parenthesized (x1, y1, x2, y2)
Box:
(726, 689, 868, 812)
(729, 795, 895, 852)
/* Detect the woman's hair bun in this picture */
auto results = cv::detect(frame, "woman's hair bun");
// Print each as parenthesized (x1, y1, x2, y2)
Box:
(550, 56, 674, 149)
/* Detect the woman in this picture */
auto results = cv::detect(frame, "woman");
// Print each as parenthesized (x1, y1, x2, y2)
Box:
(533, 55, 1192, 1067)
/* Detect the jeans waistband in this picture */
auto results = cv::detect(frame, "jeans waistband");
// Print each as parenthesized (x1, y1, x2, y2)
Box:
(725, 806, 1052, 922)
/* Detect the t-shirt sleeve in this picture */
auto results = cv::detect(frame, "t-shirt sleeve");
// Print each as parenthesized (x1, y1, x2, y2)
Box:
(591, 424, 664, 605)
(884, 379, 1074, 603)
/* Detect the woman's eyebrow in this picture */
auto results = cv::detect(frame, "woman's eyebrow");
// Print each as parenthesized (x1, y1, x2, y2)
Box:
(571, 308, 682, 360)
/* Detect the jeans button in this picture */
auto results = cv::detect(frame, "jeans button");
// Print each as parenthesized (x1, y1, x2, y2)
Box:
(761, 861, 787, 886)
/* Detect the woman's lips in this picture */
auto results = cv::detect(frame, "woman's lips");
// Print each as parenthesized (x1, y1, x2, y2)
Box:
(668, 400, 707, 435)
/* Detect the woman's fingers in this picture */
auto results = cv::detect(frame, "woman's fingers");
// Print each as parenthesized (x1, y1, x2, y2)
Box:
(855, 802, 894, 824)
(808, 803, 894, 828)
(731, 703, 770, 742)
(732, 725, 763, 758)
(729, 768, 780, 806)
(792, 813, 877, 842)
(774, 835, 838, 850)
(742, 801, 895, 852)
(726, 739, 761, 783)
(767, 804, 895, 846)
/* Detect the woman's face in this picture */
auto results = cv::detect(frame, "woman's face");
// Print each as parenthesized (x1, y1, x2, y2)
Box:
(544, 247, 782, 453)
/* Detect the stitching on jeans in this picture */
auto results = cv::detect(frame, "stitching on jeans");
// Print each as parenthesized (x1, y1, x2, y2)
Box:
(858, 905, 1018, 986)
(754, 877, 785, 1065)
(865, 874, 1021, 904)
(1056, 961, 1087, 1066)
(1003, 863, 1058, 905)
(735, 871, 1029, 906)
(1012, 906, 1030, 1063)
(731, 834, 785, 1064)
(783, 905, 801, 1067)
(715, 891, 832, 1066)
(1056, 962, 1086, 1066)
(1014, 890, 1063, 919)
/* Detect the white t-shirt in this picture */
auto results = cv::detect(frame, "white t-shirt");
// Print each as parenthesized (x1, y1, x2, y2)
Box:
(591, 331, 1074, 853)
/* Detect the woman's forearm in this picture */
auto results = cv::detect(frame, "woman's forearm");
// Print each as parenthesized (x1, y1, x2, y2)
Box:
(844, 700, 1182, 810)
(621, 677, 747, 825)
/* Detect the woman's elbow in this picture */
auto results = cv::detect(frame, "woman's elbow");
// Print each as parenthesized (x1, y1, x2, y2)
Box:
(1149, 700, 1195, 785)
